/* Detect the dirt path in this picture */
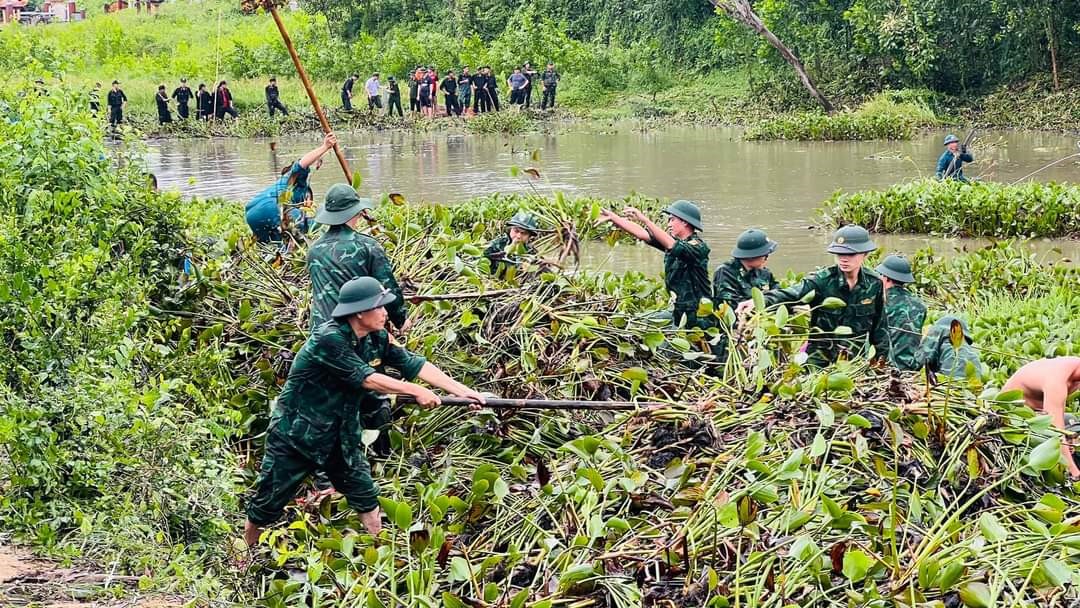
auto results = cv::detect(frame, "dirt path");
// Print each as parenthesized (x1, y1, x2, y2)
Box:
(0, 542, 184, 608)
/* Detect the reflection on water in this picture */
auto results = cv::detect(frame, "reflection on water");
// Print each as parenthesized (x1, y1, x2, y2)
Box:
(146, 125, 1079, 274)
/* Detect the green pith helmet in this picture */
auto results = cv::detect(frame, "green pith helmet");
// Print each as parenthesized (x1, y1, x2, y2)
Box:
(943, 134, 960, 146)
(826, 224, 877, 254)
(875, 254, 915, 284)
(932, 315, 973, 343)
(316, 184, 374, 225)
(506, 211, 539, 234)
(663, 199, 703, 231)
(331, 276, 397, 318)
(731, 228, 778, 259)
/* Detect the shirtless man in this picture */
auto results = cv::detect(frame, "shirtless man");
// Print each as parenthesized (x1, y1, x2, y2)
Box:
(1003, 357, 1080, 478)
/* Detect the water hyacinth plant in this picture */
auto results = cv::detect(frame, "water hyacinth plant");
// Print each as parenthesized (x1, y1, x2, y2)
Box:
(745, 93, 940, 141)
(819, 179, 1080, 238)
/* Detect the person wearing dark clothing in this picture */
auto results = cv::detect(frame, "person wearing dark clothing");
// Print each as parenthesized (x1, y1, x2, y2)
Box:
(266, 77, 289, 117)
(155, 85, 172, 124)
(472, 70, 488, 113)
(485, 67, 501, 111)
(196, 84, 213, 120)
(541, 63, 560, 110)
(90, 83, 102, 115)
(171, 78, 193, 119)
(341, 73, 357, 111)
(458, 68, 472, 114)
(408, 71, 420, 113)
(214, 81, 238, 120)
(386, 76, 403, 117)
(418, 69, 433, 117)
(936, 134, 974, 181)
(522, 62, 537, 108)
(508, 68, 528, 107)
(440, 71, 461, 116)
(106, 81, 127, 127)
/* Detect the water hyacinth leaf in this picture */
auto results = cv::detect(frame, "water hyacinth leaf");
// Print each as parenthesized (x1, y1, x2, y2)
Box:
(388, 192, 406, 206)
(828, 373, 855, 393)
(789, 536, 819, 563)
(1040, 557, 1072, 587)
(361, 429, 381, 447)
(510, 590, 529, 608)
(1029, 436, 1062, 471)
(978, 513, 1007, 542)
(958, 582, 993, 608)
(918, 558, 940, 590)
(509, 165, 521, 177)
(780, 448, 805, 474)
(751, 484, 780, 503)
(818, 402, 836, 426)
(810, 432, 828, 457)
(442, 593, 468, 608)
(742, 286, 767, 314)
(697, 298, 714, 317)
(822, 297, 847, 310)
(774, 305, 789, 328)
(800, 289, 817, 304)
(846, 413, 871, 429)
(937, 561, 964, 592)
(745, 431, 766, 459)
(483, 582, 499, 602)
(834, 325, 853, 336)
(449, 557, 471, 583)
(394, 502, 413, 530)
(560, 564, 596, 590)
(622, 367, 648, 383)
(718, 501, 740, 528)
(350, 170, 363, 190)
(842, 549, 873, 582)
(994, 389, 1024, 402)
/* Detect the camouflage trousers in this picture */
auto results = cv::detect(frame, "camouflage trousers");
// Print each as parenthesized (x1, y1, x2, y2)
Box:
(246, 427, 379, 526)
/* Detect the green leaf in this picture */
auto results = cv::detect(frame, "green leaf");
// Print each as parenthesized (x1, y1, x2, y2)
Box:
(751, 287, 765, 311)
(393, 502, 413, 530)
(442, 592, 468, 608)
(937, 561, 964, 591)
(1041, 557, 1072, 587)
(810, 432, 828, 457)
(978, 513, 1007, 543)
(1029, 436, 1062, 471)
(351, 170, 363, 191)
(510, 589, 529, 608)
(821, 296, 847, 309)
(745, 430, 766, 459)
(449, 557, 471, 583)
(483, 582, 499, 602)
(621, 367, 648, 383)
(789, 536, 819, 562)
(845, 413, 871, 429)
(800, 289, 817, 304)
(827, 373, 854, 392)
(842, 549, 873, 582)
(958, 581, 993, 608)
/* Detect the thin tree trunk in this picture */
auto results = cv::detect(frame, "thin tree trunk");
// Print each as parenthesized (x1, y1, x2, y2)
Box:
(709, 0, 835, 113)
(1047, 14, 1059, 91)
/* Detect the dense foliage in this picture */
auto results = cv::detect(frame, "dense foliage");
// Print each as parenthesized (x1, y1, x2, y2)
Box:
(819, 179, 1080, 238)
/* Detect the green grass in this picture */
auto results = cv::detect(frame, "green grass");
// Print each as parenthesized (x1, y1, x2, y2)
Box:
(745, 91, 940, 140)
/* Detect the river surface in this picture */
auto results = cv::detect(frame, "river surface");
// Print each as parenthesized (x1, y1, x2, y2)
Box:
(147, 125, 1079, 273)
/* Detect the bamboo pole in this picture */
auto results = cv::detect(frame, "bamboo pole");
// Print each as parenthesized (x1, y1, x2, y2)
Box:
(266, 4, 352, 184)
(399, 395, 668, 411)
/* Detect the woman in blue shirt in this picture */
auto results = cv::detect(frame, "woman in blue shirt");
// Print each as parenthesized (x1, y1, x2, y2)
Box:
(245, 132, 337, 243)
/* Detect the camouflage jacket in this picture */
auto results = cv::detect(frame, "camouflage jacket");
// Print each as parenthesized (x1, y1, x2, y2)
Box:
(307, 225, 407, 330)
(712, 258, 779, 312)
(917, 317, 982, 379)
(764, 266, 890, 365)
(483, 234, 537, 278)
(273, 320, 426, 506)
(883, 286, 927, 371)
(646, 234, 711, 321)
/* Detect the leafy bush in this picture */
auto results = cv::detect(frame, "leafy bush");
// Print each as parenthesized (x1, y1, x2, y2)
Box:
(820, 179, 1080, 238)
(746, 92, 939, 140)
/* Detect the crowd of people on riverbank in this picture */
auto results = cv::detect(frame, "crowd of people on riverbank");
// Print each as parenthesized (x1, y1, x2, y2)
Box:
(91, 62, 561, 127)
(341, 62, 561, 118)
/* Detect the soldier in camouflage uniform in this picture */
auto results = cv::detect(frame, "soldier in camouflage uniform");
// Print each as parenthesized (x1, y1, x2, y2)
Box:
(737, 225, 889, 367)
(308, 184, 408, 331)
(875, 254, 927, 371)
(713, 229, 779, 311)
(712, 228, 779, 363)
(917, 315, 983, 380)
(484, 211, 538, 279)
(597, 200, 712, 330)
(244, 277, 485, 547)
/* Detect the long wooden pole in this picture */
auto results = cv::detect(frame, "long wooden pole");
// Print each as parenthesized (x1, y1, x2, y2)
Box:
(399, 395, 668, 411)
(267, 5, 352, 184)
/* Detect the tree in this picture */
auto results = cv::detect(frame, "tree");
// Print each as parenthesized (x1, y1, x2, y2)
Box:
(709, 0, 835, 113)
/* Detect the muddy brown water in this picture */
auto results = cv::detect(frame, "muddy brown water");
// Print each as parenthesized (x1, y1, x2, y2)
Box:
(147, 125, 1080, 273)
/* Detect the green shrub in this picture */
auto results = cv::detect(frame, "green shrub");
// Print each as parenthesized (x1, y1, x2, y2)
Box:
(746, 92, 939, 141)
(820, 179, 1080, 238)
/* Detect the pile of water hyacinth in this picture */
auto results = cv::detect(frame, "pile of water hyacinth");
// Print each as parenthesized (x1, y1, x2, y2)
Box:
(160, 193, 1080, 608)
